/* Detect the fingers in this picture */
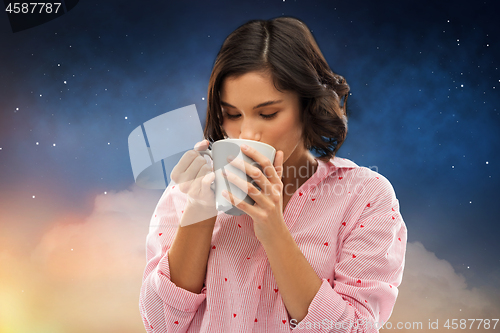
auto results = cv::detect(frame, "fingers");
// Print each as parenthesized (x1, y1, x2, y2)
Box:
(226, 155, 268, 188)
(234, 145, 279, 181)
(223, 169, 261, 198)
(170, 149, 198, 183)
(189, 163, 213, 194)
(189, 165, 215, 207)
(194, 139, 209, 151)
(200, 171, 215, 196)
(196, 162, 212, 179)
(201, 170, 215, 187)
(171, 140, 210, 181)
(274, 150, 284, 180)
(171, 140, 215, 209)
(185, 154, 210, 181)
(171, 148, 211, 192)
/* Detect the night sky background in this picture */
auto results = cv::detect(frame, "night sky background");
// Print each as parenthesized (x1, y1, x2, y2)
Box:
(1, 0, 499, 332)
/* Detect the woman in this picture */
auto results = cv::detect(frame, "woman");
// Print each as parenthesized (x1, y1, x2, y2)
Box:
(139, 17, 407, 332)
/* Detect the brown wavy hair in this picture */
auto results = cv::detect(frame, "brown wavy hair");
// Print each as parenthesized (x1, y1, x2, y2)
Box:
(203, 16, 350, 162)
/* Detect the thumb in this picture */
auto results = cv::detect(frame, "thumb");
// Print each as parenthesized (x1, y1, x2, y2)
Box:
(202, 171, 215, 187)
(194, 139, 209, 151)
(275, 151, 284, 179)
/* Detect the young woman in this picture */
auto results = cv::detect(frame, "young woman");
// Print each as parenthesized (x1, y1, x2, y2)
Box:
(139, 17, 407, 332)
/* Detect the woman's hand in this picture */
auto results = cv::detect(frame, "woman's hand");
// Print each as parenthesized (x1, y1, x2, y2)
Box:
(221, 144, 287, 244)
(170, 139, 216, 211)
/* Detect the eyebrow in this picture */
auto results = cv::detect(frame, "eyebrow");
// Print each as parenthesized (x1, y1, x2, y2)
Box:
(220, 100, 283, 110)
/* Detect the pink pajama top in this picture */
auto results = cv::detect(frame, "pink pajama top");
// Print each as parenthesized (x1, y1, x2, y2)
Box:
(139, 156, 407, 332)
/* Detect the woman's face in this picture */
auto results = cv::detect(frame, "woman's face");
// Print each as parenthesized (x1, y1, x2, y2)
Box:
(220, 71, 305, 164)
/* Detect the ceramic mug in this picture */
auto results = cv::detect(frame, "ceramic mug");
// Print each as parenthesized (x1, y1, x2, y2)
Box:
(198, 139, 276, 216)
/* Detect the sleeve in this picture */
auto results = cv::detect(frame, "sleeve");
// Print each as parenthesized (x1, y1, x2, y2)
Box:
(139, 185, 208, 333)
(293, 175, 407, 332)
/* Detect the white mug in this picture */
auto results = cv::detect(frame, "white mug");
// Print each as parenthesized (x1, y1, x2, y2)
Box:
(199, 139, 276, 216)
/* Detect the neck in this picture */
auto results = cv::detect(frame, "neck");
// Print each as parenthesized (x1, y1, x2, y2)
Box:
(281, 145, 318, 197)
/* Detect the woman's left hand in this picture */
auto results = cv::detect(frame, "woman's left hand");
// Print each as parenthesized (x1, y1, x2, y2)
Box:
(221, 144, 287, 245)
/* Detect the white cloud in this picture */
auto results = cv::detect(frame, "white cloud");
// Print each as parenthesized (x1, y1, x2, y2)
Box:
(1, 185, 163, 333)
(30, 185, 162, 279)
(2, 186, 499, 332)
(385, 241, 500, 331)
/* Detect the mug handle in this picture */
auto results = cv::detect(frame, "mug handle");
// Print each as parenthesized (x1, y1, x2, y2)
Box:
(198, 149, 216, 192)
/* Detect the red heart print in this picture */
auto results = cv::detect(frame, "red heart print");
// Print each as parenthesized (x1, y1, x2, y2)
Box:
(247, 257, 250, 260)
(327, 279, 330, 282)
(389, 285, 392, 288)
(342, 222, 346, 226)
(339, 176, 343, 180)
(398, 238, 401, 241)
(299, 192, 303, 196)
(174, 321, 179, 324)
(357, 279, 361, 283)
(352, 254, 356, 258)
(181, 210, 184, 213)
(311, 198, 316, 201)
(274, 288, 278, 293)
(172, 186, 175, 189)
(225, 278, 227, 281)
(238, 224, 241, 228)
(392, 216, 395, 219)
(212, 246, 216, 249)
(150, 325, 153, 329)
(324, 242, 328, 246)
(155, 215, 157, 217)
(159, 233, 162, 236)
(365, 300, 368, 303)
(258, 285, 261, 289)
(255, 318, 258, 322)
(360, 225, 364, 228)
(376, 177, 379, 179)
(366, 203, 371, 207)
(392, 208, 395, 211)
(233, 313, 237, 318)
(282, 320, 287, 324)
(348, 191, 351, 194)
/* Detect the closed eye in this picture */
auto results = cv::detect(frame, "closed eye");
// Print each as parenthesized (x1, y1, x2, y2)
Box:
(225, 112, 278, 120)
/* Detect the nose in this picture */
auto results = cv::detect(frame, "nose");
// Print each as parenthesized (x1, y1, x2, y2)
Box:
(238, 118, 261, 141)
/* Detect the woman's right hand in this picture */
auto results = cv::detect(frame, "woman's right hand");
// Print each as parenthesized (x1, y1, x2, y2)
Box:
(170, 139, 216, 210)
